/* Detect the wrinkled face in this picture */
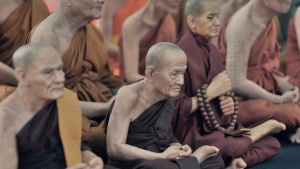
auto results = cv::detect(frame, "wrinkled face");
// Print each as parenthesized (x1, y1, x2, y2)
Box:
(72, 0, 104, 19)
(153, 52, 187, 97)
(264, 0, 292, 14)
(155, 0, 181, 14)
(24, 52, 65, 100)
(193, 3, 220, 39)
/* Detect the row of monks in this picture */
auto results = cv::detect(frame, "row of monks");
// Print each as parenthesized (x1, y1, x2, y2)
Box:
(1, 0, 300, 169)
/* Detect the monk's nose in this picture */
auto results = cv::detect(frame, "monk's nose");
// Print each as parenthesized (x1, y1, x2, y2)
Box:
(54, 71, 65, 83)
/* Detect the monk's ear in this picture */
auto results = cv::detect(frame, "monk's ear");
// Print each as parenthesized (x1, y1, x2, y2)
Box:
(187, 15, 196, 29)
(15, 68, 26, 85)
(64, 0, 72, 7)
(145, 66, 155, 83)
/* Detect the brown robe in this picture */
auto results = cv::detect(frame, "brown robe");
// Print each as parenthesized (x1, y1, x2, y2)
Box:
(172, 0, 187, 38)
(17, 89, 83, 168)
(173, 29, 280, 167)
(286, 17, 300, 87)
(104, 97, 225, 169)
(118, 14, 177, 80)
(0, 0, 49, 67)
(219, 18, 300, 132)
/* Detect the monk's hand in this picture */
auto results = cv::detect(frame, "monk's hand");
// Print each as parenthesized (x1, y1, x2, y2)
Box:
(281, 87, 299, 103)
(66, 163, 89, 169)
(207, 71, 232, 101)
(88, 157, 104, 169)
(162, 146, 181, 160)
(178, 144, 192, 157)
(219, 96, 234, 116)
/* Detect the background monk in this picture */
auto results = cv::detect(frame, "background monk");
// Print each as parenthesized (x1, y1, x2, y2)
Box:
(218, 0, 300, 143)
(286, 6, 300, 87)
(173, 0, 285, 168)
(0, 44, 104, 169)
(27, 0, 126, 159)
(105, 42, 225, 169)
(119, 0, 179, 83)
(0, 0, 49, 87)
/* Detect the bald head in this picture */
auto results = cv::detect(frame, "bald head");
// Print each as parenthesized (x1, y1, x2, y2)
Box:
(185, 0, 218, 18)
(146, 42, 186, 71)
(12, 44, 59, 71)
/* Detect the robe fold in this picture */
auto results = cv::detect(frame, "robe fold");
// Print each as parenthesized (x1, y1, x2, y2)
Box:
(219, 18, 300, 132)
(0, 0, 49, 67)
(104, 97, 225, 169)
(17, 89, 82, 168)
(119, 14, 176, 80)
(173, 29, 280, 167)
(286, 17, 300, 87)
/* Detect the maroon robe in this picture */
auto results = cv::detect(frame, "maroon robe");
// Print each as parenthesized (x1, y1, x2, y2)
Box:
(219, 18, 300, 132)
(173, 29, 280, 167)
(105, 97, 225, 169)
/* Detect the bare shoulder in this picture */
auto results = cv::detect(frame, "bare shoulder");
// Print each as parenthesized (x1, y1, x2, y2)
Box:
(30, 19, 57, 46)
(226, 10, 249, 43)
(122, 12, 141, 37)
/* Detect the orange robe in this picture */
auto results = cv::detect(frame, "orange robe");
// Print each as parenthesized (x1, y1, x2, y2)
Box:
(119, 14, 177, 80)
(0, 0, 49, 67)
(286, 17, 300, 87)
(219, 20, 300, 132)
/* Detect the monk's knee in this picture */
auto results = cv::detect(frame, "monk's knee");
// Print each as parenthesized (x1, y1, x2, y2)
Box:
(200, 154, 225, 169)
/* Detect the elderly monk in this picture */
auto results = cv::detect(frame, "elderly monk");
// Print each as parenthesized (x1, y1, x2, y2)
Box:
(27, 0, 126, 158)
(0, 0, 49, 86)
(218, 0, 300, 143)
(173, 0, 285, 168)
(0, 44, 105, 169)
(105, 42, 225, 169)
(119, 0, 179, 83)
(286, 7, 300, 87)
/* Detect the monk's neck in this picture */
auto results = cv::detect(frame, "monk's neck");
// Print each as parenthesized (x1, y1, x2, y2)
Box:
(247, 0, 277, 26)
(140, 3, 168, 27)
(50, 8, 90, 35)
(14, 89, 52, 115)
(140, 80, 167, 105)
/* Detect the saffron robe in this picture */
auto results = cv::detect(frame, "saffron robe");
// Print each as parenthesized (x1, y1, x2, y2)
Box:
(104, 97, 225, 169)
(17, 89, 83, 168)
(173, 29, 280, 167)
(219, 18, 300, 132)
(286, 17, 300, 87)
(0, 0, 49, 67)
(119, 14, 176, 80)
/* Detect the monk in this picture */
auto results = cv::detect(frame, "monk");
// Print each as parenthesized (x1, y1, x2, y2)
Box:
(0, 0, 49, 86)
(119, 0, 179, 83)
(286, 7, 300, 87)
(0, 44, 104, 169)
(218, 0, 300, 143)
(27, 0, 126, 158)
(105, 42, 225, 169)
(173, 0, 285, 168)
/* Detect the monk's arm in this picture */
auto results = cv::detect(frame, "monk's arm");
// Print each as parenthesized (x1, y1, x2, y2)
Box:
(107, 88, 164, 161)
(0, 111, 18, 168)
(225, 24, 283, 103)
(0, 62, 17, 86)
(79, 100, 113, 118)
(99, 0, 126, 58)
(122, 21, 145, 84)
(295, 7, 300, 51)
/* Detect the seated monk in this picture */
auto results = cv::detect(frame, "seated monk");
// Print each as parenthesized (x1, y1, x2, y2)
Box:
(173, 0, 285, 168)
(218, 0, 300, 143)
(286, 7, 300, 87)
(104, 42, 225, 169)
(0, 44, 107, 169)
(0, 0, 49, 87)
(119, 0, 179, 83)
(26, 0, 126, 158)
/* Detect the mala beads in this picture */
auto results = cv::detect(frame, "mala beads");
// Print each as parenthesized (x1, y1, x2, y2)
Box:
(196, 84, 239, 131)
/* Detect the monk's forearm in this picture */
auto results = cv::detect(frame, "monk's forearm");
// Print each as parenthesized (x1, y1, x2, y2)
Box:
(79, 101, 109, 118)
(232, 79, 282, 103)
(277, 76, 294, 93)
(0, 62, 17, 86)
(190, 96, 199, 114)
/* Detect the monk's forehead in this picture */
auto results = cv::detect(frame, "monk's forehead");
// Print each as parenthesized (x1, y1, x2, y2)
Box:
(203, 1, 219, 12)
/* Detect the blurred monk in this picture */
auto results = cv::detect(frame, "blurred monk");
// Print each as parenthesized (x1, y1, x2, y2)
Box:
(173, 0, 285, 168)
(119, 0, 179, 83)
(218, 0, 300, 143)
(0, 0, 48, 87)
(27, 0, 126, 159)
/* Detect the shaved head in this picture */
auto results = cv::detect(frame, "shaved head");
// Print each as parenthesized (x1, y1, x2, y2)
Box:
(12, 44, 59, 71)
(185, 0, 218, 18)
(146, 42, 186, 71)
